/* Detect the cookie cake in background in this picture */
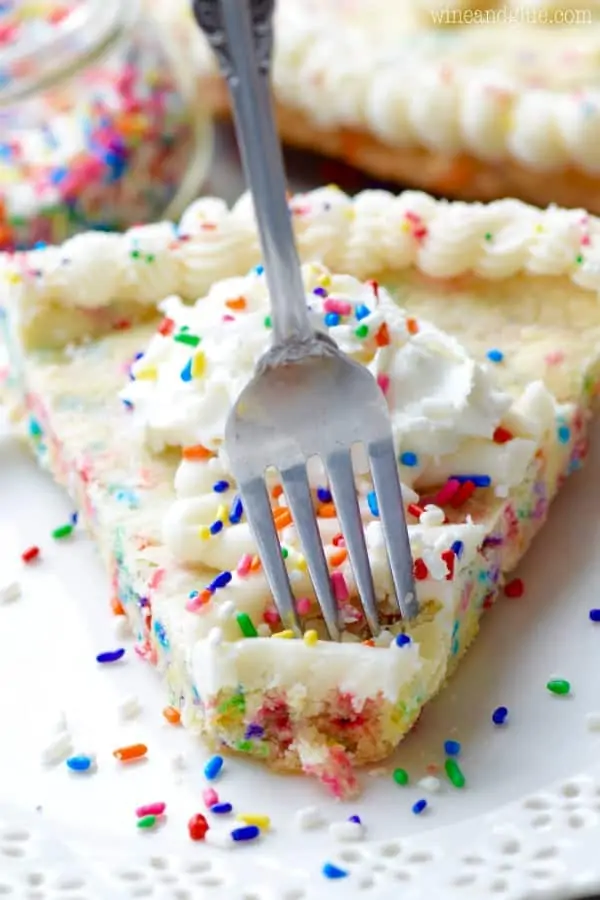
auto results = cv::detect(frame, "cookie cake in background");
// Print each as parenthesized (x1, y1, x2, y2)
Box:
(187, 0, 600, 211)
(2, 183, 600, 796)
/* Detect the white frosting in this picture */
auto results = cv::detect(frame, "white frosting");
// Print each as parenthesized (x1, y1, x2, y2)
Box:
(122, 265, 549, 628)
(6, 188, 600, 325)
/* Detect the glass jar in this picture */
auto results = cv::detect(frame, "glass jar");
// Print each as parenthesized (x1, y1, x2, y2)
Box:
(0, 0, 212, 250)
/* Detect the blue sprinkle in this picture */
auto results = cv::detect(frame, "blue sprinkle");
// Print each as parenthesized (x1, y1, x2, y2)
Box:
(210, 571, 232, 590)
(395, 634, 411, 648)
(492, 706, 508, 725)
(444, 739, 461, 756)
(317, 487, 332, 503)
(189, 590, 199, 600)
(557, 424, 571, 444)
(452, 620, 460, 637)
(313, 286, 328, 297)
(412, 799, 427, 815)
(590, 609, 600, 622)
(96, 648, 126, 664)
(211, 802, 233, 815)
(399, 451, 418, 467)
(451, 637, 460, 656)
(486, 349, 504, 363)
(245, 723, 265, 739)
(209, 520, 224, 535)
(213, 480, 230, 493)
(450, 540, 464, 558)
(322, 863, 348, 880)
(254, 264, 264, 275)
(451, 474, 492, 488)
(367, 491, 379, 517)
(33, 241, 48, 250)
(348, 815, 361, 824)
(324, 312, 340, 327)
(231, 825, 260, 842)
(180, 359, 193, 382)
(70, 512, 78, 525)
(153, 620, 169, 649)
(121, 398, 134, 410)
(355, 304, 371, 320)
(204, 755, 224, 781)
(66, 755, 93, 773)
(229, 495, 243, 524)
(28, 418, 43, 437)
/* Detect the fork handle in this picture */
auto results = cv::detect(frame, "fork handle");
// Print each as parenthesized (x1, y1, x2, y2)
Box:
(206, 0, 313, 344)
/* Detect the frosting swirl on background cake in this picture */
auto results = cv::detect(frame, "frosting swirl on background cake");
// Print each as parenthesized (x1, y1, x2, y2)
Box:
(121, 264, 547, 612)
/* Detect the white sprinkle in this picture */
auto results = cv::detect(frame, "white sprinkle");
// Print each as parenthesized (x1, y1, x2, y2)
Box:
(52, 710, 68, 734)
(257, 623, 271, 637)
(208, 626, 223, 646)
(171, 752, 188, 771)
(417, 775, 442, 793)
(205, 829, 233, 849)
(495, 484, 509, 499)
(341, 631, 360, 643)
(328, 820, 364, 842)
(374, 629, 393, 648)
(112, 614, 131, 640)
(117, 694, 141, 722)
(0, 579, 21, 604)
(217, 600, 236, 621)
(586, 712, 600, 732)
(419, 505, 445, 527)
(41, 732, 73, 766)
(295, 806, 326, 830)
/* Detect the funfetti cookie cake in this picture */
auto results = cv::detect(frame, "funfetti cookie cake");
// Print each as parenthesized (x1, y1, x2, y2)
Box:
(188, 0, 600, 211)
(3, 187, 600, 797)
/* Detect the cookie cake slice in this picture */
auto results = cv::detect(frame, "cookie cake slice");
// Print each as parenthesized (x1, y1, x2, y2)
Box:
(2, 187, 600, 798)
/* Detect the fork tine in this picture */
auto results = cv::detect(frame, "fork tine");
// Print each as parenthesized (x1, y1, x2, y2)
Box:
(238, 475, 301, 634)
(280, 463, 341, 641)
(327, 449, 381, 637)
(368, 437, 419, 620)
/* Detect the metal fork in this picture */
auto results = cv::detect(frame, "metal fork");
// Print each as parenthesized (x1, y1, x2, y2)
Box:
(192, 0, 417, 640)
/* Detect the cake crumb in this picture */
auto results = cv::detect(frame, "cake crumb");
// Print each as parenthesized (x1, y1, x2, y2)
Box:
(586, 712, 600, 732)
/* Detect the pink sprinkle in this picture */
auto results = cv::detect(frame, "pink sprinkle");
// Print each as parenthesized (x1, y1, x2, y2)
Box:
(377, 374, 390, 395)
(296, 597, 312, 615)
(323, 298, 352, 316)
(222, 314, 235, 322)
(582, 234, 591, 246)
(331, 571, 349, 603)
(236, 554, 253, 577)
(136, 802, 166, 818)
(203, 787, 219, 809)
(433, 478, 460, 506)
(263, 606, 280, 625)
(544, 350, 565, 366)
(185, 595, 204, 613)
(148, 568, 166, 591)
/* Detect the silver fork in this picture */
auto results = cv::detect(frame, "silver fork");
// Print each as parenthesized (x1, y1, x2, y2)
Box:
(192, 0, 417, 640)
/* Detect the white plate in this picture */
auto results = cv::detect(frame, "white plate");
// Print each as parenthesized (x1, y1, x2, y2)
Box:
(2, 413, 600, 900)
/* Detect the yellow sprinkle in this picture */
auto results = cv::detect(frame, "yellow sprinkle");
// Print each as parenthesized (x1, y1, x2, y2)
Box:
(236, 813, 270, 830)
(134, 366, 157, 381)
(191, 351, 206, 378)
(295, 554, 308, 572)
(199, 526, 210, 540)
(216, 504, 228, 523)
(7, 272, 21, 284)
(326, 183, 341, 192)
(319, 275, 331, 287)
(401, 221, 411, 233)
(535, 223, 544, 234)
(343, 207, 356, 221)
(303, 629, 318, 647)
(272, 629, 295, 639)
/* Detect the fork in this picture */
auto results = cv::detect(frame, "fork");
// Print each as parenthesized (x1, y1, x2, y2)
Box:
(192, 0, 418, 640)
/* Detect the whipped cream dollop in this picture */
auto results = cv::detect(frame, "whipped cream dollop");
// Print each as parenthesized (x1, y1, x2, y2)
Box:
(122, 264, 542, 605)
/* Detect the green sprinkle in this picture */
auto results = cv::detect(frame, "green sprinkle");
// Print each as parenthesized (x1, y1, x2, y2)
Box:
(393, 767, 409, 786)
(575, 254, 584, 265)
(355, 324, 369, 339)
(264, 315, 272, 328)
(237, 612, 258, 638)
(130, 249, 141, 259)
(174, 333, 201, 347)
(281, 546, 289, 559)
(51, 524, 73, 540)
(136, 814, 157, 829)
(145, 254, 155, 263)
(236, 740, 253, 753)
(445, 758, 466, 788)
(484, 232, 493, 241)
(547, 678, 571, 695)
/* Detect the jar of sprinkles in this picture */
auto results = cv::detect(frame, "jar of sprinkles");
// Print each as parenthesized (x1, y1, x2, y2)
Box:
(0, 0, 212, 250)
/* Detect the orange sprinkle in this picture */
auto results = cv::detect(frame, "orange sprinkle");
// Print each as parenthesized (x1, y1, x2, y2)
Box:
(362, 639, 375, 647)
(317, 502, 337, 518)
(375, 323, 390, 347)
(225, 296, 247, 311)
(406, 317, 419, 335)
(250, 555, 262, 572)
(271, 484, 284, 499)
(329, 547, 348, 567)
(113, 743, 148, 762)
(162, 706, 181, 726)
(110, 596, 125, 616)
(274, 507, 292, 530)
(426, 763, 440, 775)
(182, 444, 213, 461)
